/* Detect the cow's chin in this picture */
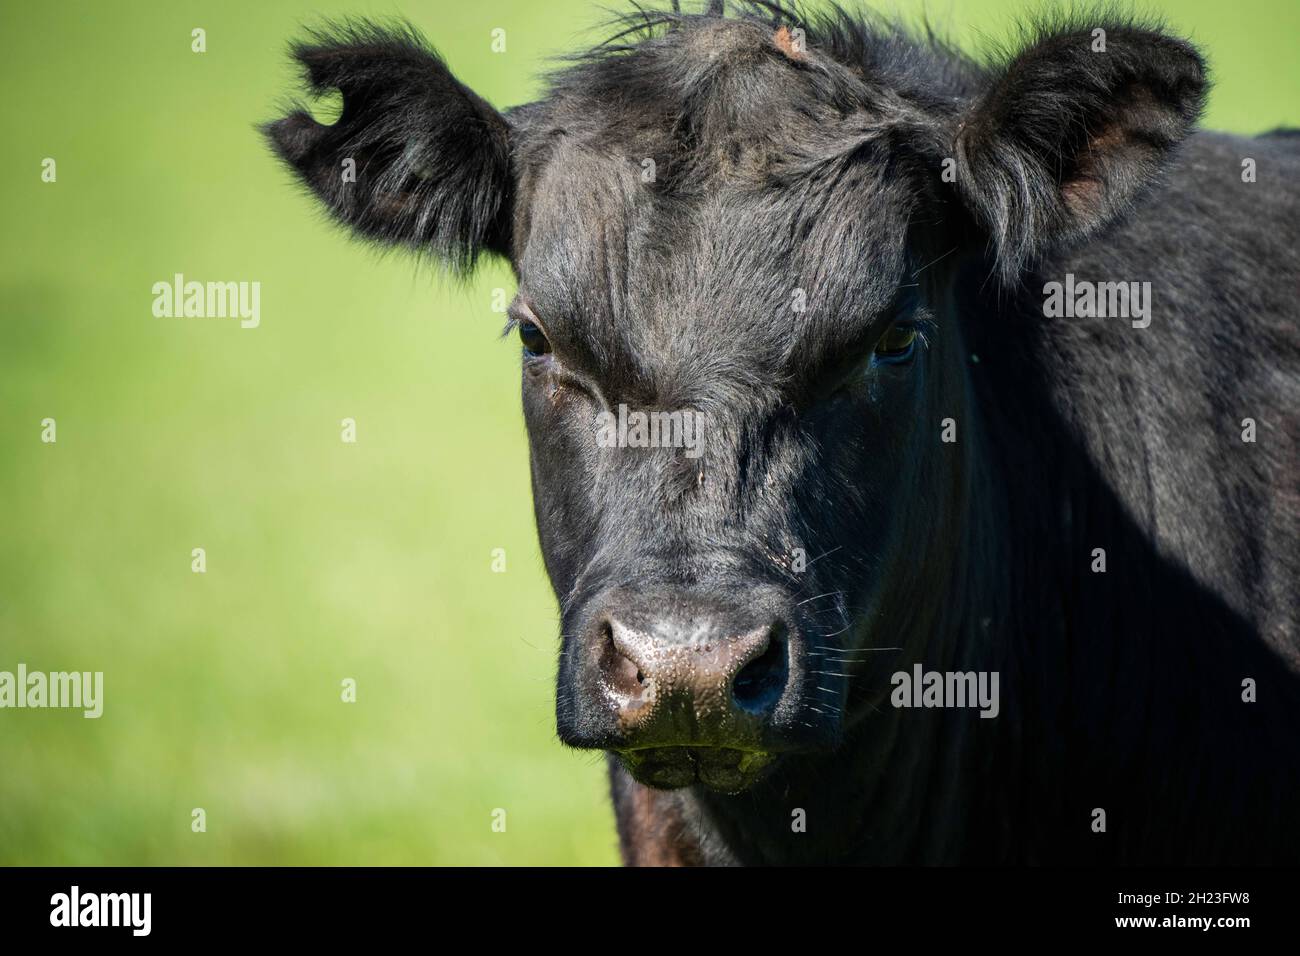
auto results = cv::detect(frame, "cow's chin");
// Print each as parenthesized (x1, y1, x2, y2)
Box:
(617, 746, 778, 793)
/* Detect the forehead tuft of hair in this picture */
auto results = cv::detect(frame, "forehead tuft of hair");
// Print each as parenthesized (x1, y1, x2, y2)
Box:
(513, 1, 982, 192)
(561, 1, 981, 93)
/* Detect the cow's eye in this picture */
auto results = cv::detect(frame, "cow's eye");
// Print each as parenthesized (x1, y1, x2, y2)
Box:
(873, 323, 917, 363)
(518, 320, 551, 356)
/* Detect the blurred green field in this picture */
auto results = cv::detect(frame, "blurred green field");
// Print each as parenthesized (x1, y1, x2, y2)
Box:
(1, 0, 1296, 865)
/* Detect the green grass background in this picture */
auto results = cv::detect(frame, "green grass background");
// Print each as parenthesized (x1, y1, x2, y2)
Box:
(0, 0, 1296, 865)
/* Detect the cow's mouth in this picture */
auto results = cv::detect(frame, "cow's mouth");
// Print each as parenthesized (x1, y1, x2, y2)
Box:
(618, 746, 777, 793)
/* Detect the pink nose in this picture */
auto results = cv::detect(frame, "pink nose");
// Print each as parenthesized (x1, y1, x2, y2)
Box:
(599, 612, 788, 743)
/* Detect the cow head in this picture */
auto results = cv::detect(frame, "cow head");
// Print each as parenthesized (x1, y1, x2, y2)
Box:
(265, 7, 1205, 792)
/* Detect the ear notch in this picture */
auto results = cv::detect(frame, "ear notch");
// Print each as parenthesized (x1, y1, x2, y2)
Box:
(954, 21, 1207, 281)
(263, 20, 513, 270)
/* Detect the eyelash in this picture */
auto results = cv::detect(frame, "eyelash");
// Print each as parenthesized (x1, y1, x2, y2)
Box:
(871, 313, 935, 366)
(503, 316, 552, 358)
(910, 316, 936, 350)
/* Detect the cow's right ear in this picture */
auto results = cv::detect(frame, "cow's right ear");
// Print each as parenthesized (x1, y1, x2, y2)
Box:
(263, 22, 513, 271)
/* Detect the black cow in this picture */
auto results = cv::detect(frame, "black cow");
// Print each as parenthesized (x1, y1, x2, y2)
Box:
(264, 2, 1300, 864)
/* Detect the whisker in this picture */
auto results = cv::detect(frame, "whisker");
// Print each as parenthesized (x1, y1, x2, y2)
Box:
(794, 590, 843, 607)
(912, 244, 958, 277)
(822, 647, 901, 655)
(809, 643, 899, 651)
(803, 546, 843, 567)
(815, 623, 853, 639)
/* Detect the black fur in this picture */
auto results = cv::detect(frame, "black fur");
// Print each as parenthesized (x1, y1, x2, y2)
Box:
(264, 2, 1300, 864)
(263, 19, 512, 270)
(955, 16, 1208, 282)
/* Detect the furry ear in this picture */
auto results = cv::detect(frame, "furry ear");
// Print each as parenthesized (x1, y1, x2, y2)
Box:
(263, 21, 513, 270)
(953, 20, 1207, 282)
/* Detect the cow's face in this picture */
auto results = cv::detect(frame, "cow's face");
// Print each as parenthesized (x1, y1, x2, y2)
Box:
(265, 12, 1204, 791)
(510, 87, 964, 791)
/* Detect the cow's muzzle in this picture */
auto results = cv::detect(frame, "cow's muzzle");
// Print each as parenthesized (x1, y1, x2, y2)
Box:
(559, 587, 818, 790)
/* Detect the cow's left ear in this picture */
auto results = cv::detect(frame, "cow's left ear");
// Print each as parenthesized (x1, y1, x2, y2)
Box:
(952, 22, 1207, 282)
(263, 21, 513, 271)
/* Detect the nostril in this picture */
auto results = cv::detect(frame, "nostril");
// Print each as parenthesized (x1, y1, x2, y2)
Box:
(602, 620, 649, 699)
(615, 653, 643, 689)
(732, 629, 788, 714)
